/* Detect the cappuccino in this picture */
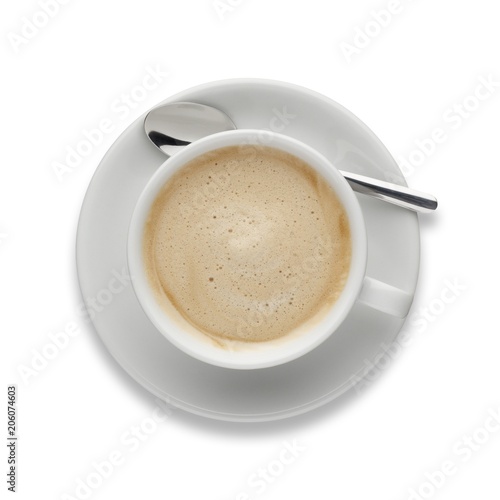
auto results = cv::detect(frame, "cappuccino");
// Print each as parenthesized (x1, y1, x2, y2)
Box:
(143, 145, 351, 344)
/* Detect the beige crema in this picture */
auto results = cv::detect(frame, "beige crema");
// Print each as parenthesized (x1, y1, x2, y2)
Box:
(143, 145, 352, 344)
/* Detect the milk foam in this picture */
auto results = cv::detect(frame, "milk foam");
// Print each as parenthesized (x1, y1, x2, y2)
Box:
(143, 145, 351, 344)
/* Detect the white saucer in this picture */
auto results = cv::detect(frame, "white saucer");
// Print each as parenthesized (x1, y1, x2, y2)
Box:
(76, 79, 420, 422)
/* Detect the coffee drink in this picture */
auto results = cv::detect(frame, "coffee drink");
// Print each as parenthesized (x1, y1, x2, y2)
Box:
(143, 145, 352, 345)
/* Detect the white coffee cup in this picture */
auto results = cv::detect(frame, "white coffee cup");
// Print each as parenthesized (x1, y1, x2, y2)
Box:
(128, 130, 412, 369)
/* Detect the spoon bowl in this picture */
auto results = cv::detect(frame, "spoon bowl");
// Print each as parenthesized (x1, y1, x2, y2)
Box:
(144, 102, 236, 158)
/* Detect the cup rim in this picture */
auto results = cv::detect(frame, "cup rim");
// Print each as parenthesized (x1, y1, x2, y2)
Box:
(127, 129, 367, 369)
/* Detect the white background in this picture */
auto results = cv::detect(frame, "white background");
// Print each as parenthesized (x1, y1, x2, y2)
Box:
(2, 0, 500, 499)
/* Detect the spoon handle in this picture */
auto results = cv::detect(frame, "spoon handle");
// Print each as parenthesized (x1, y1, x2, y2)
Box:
(339, 171, 438, 213)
